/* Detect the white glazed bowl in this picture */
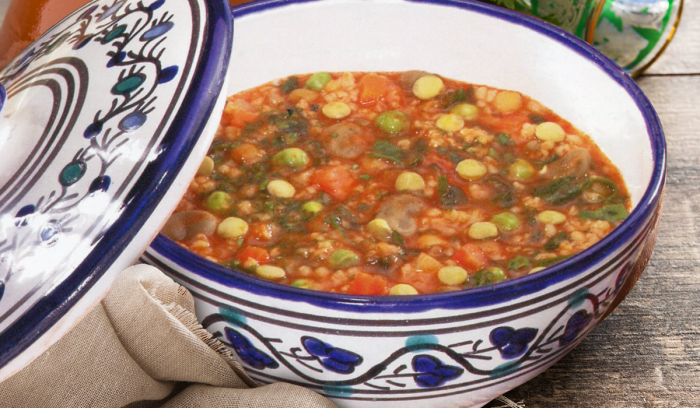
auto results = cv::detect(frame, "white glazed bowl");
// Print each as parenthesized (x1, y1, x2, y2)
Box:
(145, 0, 666, 407)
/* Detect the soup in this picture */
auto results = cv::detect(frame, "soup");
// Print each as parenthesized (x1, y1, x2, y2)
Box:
(163, 71, 630, 295)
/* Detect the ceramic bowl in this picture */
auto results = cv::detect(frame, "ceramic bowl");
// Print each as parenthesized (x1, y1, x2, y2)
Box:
(144, 0, 666, 407)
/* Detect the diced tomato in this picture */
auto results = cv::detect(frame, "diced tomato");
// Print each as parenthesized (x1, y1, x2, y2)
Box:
(347, 272, 388, 296)
(246, 223, 279, 245)
(424, 153, 463, 184)
(477, 241, 505, 261)
(453, 243, 488, 273)
(401, 272, 441, 294)
(359, 74, 399, 105)
(230, 143, 264, 165)
(238, 246, 270, 265)
(311, 165, 356, 202)
(223, 99, 260, 127)
(425, 152, 456, 173)
(478, 114, 530, 136)
(229, 109, 260, 127)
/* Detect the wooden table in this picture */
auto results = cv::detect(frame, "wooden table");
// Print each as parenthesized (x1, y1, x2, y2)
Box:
(484, 2, 700, 406)
(1, 0, 698, 407)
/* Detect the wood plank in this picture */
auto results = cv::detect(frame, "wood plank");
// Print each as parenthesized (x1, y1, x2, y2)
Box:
(487, 75, 700, 407)
(644, 0, 700, 75)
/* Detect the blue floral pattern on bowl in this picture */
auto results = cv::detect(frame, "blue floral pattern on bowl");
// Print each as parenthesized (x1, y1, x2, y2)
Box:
(411, 355, 464, 388)
(180, 256, 634, 392)
(490, 327, 539, 359)
(146, 224, 654, 406)
(225, 327, 279, 370)
(302, 337, 363, 374)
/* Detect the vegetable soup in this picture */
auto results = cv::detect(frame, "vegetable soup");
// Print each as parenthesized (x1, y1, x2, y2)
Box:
(163, 71, 630, 295)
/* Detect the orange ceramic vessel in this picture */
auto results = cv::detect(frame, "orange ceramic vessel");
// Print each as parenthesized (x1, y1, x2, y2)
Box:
(0, 0, 252, 68)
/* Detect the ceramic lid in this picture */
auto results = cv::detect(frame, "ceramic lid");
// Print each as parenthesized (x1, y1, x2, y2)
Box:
(0, 0, 232, 380)
(593, 0, 683, 77)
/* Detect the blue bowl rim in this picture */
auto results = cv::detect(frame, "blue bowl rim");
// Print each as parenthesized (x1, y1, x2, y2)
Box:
(0, 0, 234, 369)
(149, 0, 666, 313)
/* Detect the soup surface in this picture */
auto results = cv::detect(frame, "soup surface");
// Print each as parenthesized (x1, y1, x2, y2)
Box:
(164, 71, 630, 295)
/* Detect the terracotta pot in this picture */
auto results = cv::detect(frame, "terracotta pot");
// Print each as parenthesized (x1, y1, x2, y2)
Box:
(0, 0, 251, 68)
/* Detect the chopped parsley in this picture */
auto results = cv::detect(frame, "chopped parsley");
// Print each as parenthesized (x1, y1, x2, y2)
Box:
(544, 232, 569, 251)
(533, 177, 586, 205)
(579, 204, 629, 222)
(280, 76, 299, 94)
(507, 255, 531, 271)
(441, 87, 474, 108)
(528, 114, 546, 124)
(367, 140, 406, 163)
(496, 133, 514, 146)
(437, 175, 468, 207)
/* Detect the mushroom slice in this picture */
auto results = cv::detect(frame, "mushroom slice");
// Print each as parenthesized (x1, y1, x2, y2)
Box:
(162, 211, 218, 241)
(544, 147, 593, 179)
(323, 122, 370, 159)
(376, 194, 427, 237)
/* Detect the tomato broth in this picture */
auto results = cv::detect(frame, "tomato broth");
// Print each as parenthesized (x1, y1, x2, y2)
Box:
(163, 71, 630, 296)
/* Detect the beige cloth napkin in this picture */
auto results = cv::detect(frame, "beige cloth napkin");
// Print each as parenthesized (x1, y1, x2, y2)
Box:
(0, 265, 338, 408)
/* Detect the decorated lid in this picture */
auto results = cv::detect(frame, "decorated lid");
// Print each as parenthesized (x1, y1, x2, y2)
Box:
(592, 0, 683, 77)
(0, 0, 232, 379)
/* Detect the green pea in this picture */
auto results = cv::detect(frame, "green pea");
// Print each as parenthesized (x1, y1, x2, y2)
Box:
(205, 191, 233, 215)
(217, 217, 249, 239)
(375, 111, 409, 134)
(197, 156, 215, 177)
(291, 279, 314, 289)
(508, 159, 535, 180)
(471, 267, 507, 287)
(390, 284, 418, 295)
(438, 266, 468, 286)
(305, 72, 332, 91)
(267, 180, 296, 198)
(468, 222, 499, 240)
(491, 212, 520, 232)
(395, 172, 425, 192)
(255, 265, 286, 280)
(302, 201, 323, 218)
(456, 159, 487, 180)
(450, 103, 479, 120)
(329, 249, 360, 269)
(273, 148, 309, 168)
